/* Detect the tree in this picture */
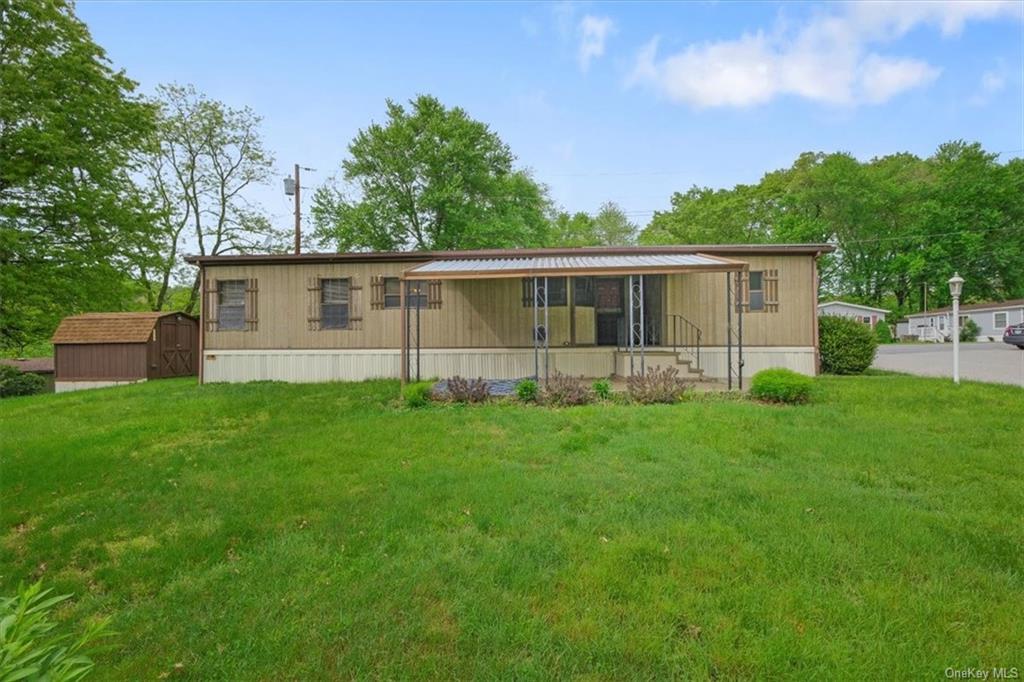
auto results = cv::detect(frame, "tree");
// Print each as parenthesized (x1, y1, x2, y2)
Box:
(0, 0, 156, 351)
(549, 202, 637, 247)
(133, 84, 279, 313)
(312, 95, 551, 251)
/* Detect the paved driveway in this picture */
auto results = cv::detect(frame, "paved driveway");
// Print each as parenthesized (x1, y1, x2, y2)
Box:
(872, 343, 1024, 386)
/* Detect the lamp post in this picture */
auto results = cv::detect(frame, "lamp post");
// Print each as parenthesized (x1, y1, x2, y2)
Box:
(948, 272, 964, 384)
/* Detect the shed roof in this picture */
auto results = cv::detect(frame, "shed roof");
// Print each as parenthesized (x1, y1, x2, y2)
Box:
(402, 253, 745, 280)
(818, 300, 890, 314)
(51, 312, 193, 345)
(0, 357, 54, 374)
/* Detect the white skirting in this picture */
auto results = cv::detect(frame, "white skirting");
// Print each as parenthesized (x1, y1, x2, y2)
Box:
(201, 347, 817, 384)
(55, 379, 146, 393)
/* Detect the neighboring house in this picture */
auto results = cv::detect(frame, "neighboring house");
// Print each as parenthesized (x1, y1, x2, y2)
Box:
(52, 312, 198, 392)
(817, 300, 890, 329)
(904, 299, 1024, 342)
(185, 244, 833, 386)
(0, 357, 55, 392)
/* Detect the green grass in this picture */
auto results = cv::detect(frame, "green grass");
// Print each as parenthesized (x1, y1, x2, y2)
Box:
(1, 376, 1022, 679)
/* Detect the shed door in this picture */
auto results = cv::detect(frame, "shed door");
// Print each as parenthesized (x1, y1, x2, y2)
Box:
(159, 316, 196, 378)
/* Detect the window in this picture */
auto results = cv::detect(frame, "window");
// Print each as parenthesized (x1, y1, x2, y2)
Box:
(217, 280, 246, 330)
(321, 278, 349, 329)
(573, 277, 594, 306)
(862, 316, 871, 325)
(383, 277, 427, 309)
(748, 271, 765, 312)
(521, 277, 568, 307)
(995, 312, 1008, 329)
(939, 317, 946, 330)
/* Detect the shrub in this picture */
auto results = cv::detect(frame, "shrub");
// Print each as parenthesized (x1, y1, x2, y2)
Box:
(0, 581, 109, 682)
(591, 378, 612, 400)
(626, 366, 692, 404)
(402, 381, 434, 408)
(542, 372, 593, 406)
(444, 376, 489, 403)
(960, 318, 980, 342)
(875, 321, 893, 344)
(750, 368, 813, 404)
(0, 365, 46, 398)
(819, 315, 877, 375)
(515, 378, 539, 402)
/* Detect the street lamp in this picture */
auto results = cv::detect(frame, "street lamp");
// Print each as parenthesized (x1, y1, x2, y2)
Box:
(948, 272, 964, 384)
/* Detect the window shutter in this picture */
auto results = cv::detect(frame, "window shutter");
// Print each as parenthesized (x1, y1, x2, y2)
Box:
(521, 278, 533, 307)
(245, 278, 259, 332)
(427, 280, 442, 309)
(203, 279, 218, 332)
(349, 276, 363, 330)
(307, 277, 322, 330)
(370, 276, 386, 310)
(764, 268, 780, 312)
(736, 271, 750, 313)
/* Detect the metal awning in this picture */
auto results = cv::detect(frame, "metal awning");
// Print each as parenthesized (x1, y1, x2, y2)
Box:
(402, 253, 745, 279)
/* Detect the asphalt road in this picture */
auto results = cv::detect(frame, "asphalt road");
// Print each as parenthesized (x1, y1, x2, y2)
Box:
(872, 342, 1024, 387)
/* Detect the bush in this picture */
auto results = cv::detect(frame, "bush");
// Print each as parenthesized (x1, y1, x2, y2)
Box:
(443, 376, 489, 403)
(750, 368, 813, 404)
(542, 372, 593, 406)
(819, 315, 877, 375)
(402, 381, 434, 408)
(591, 378, 612, 400)
(515, 378, 539, 402)
(875, 321, 893, 344)
(626, 366, 692, 404)
(0, 581, 109, 682)
(960, 318, 980, 342)
(0, 365, 46, 398)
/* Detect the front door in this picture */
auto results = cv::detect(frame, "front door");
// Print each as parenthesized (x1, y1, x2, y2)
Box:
(595, 278, 623, 346)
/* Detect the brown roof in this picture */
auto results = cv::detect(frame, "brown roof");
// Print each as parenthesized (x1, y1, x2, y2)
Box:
(51, 312, 194, 344)
(906, 298, 1024, 317)
(0, 357, 54, 374)
(184, 243, 835, 267)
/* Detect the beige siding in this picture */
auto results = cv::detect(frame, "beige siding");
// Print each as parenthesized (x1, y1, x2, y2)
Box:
(202, 254, 817, 351)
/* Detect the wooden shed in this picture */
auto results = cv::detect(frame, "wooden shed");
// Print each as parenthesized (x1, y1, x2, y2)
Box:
(52, 312, 198, 392)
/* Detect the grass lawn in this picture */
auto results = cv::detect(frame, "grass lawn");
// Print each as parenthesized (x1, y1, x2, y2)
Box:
(1, 376, 1022, 679)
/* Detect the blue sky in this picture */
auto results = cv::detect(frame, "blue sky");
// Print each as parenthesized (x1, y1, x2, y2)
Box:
(78, 1, 1024, 230)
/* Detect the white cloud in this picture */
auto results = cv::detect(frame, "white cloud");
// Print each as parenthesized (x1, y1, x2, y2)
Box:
(578, 15, 615, 72)
(627, 0, 1018, 108)
(969, 62, 1009, 105)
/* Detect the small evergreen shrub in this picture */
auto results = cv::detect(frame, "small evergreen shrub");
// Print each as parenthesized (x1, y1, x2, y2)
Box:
(542, 372, 593, 406)
(0, 581, 110, 682)
(819, 315, 878, 375)
(959, 318, 980, 342)
(875, 321, 893, 344)
(444, 376, 489, 403)
(750, 368, 813, 404)
(402, 381, 434, 408)
(626, 366, 692, 404)
(591, 378, 612, 400)
(515, 379, 539, 402)
(0, 365, 46, 398)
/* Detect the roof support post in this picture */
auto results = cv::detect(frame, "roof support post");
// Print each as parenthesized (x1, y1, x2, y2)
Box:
(533, 276, 539, 382)
(628, 275, 635, 376)
(726, 271, 733, 391)
(628, 275, 646, 376)
(543, 276, 550, 384)
(400, 279, 408, 385)
(640, 274, 646, 376)
(414, 281, 422, 383)
(735, 270, 744, 391)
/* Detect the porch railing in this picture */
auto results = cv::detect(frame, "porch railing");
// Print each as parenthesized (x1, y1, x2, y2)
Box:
(669, 314, 702, 369)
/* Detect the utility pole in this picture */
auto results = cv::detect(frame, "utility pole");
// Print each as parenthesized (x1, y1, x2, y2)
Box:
(293, 164, 301, 255)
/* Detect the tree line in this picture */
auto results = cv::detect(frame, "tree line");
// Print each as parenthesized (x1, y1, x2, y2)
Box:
(2, 0, 1021, 353)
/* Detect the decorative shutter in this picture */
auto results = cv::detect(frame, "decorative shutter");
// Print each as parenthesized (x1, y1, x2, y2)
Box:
(245, 278, 259, 332)
(307, 277, 322, 331)
(203, 279, 218, 332)
(349, 276, 363, 330)
(427, 280, 442, 309)
(764, 268, 780, 312)
(370, 276, 386, 310)
(736, 271, 750, 313)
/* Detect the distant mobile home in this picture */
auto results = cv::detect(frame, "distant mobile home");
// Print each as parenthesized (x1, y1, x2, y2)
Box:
(817, 300, 890, 329)
(52, 312, 198, 392)
(186, 244, 833, 386)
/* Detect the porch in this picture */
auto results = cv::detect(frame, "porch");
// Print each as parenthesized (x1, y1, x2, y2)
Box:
(400, 253, 751, 388)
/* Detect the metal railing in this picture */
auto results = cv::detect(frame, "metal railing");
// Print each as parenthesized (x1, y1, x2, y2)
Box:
(669, 314, 702, 369)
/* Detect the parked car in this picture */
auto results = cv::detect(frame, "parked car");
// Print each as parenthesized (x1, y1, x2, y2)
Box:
(1004, 323, 1024, 349)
